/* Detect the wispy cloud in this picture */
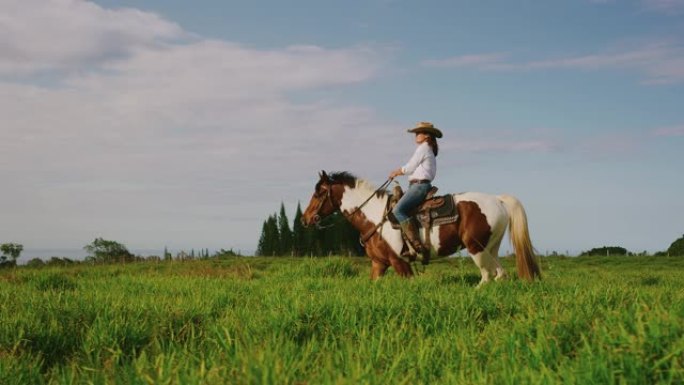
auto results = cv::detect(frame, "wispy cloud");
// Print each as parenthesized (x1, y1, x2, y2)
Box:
(652, 125, 684, 136)
(422, 41, 684, 85)
(441, 132, 560, 153)
(577, 134, 641, 156)
(590, 0, 684, 14)
(642, 0, 684, 14)
(421, 53, 508, 69)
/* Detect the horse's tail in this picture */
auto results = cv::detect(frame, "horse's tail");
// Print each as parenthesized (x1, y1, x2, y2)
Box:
(497, 194, 541, 281)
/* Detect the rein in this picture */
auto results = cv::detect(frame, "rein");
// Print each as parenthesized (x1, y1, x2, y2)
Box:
(313, 178, 392, 230)
(343, 178, 392, 220)
(343, 178, 393, 247)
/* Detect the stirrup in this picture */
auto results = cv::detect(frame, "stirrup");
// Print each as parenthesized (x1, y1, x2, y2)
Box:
(419, 249, 430, 265)
(399, 249, 416, 263)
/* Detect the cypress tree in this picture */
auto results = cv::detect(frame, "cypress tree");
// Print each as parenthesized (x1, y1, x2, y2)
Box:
(304, 218, 318, 256)
(256, 203, 364, 257)
(318, 213, 341, 256)
(256, 219, 269, 256)
(266, 214, 280, 256)
(343, 215, 364, 256)
(292, 202, 305, 256)
(278, 203, 293, 256)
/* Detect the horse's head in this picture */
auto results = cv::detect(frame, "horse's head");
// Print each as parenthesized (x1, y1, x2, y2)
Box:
(301, 171, 346, 227)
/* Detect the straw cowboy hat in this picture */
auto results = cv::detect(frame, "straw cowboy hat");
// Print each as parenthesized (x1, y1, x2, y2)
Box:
(407, 121, 443, 138)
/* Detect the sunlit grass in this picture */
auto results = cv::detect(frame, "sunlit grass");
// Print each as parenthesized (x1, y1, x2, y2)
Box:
(1, 256, 683, 384)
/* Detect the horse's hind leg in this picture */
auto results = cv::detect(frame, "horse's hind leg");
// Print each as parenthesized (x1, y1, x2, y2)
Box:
(464, 234, 498, 287)
(488, 236, 508, 281)
(471, 251, 498, 287)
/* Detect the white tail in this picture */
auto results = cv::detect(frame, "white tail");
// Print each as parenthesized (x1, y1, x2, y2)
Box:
(498, 194, 541, 281)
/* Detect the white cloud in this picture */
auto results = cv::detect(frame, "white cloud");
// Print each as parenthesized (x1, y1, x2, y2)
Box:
(0, 0, 402, 251)
(422, 41, 684, 85)
(0, 0, 184, 75)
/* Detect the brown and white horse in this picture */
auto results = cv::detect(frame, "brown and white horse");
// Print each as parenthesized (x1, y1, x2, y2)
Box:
(301, 171, 541, 285)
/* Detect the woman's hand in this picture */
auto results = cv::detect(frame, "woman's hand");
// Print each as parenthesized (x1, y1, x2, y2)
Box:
(389, 168, 403, 179)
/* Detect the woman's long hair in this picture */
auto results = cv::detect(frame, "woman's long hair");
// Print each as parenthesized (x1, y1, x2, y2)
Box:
(426, 135, 439, 157)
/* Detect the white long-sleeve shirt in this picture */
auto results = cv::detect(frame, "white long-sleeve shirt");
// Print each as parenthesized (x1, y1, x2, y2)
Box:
(401, 142, 436, 182)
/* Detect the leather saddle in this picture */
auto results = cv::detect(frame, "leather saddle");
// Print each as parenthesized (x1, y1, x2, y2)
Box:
(388, 185, 458, 229)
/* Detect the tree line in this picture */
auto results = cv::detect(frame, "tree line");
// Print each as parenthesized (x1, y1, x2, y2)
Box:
(0, 239, 242, 267)
(2, 232, 682, 267)
(255, 203, 364, 257)
(579, 236, 684, 257)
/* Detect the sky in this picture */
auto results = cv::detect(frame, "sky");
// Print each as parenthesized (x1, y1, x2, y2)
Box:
(1, 0, 683, 258)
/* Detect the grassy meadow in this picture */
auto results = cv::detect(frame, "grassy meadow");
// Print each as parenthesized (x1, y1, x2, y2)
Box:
(0, 255, 683, 384)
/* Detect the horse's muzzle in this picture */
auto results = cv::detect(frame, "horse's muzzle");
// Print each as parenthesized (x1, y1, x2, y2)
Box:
(301, 215, 320, 228)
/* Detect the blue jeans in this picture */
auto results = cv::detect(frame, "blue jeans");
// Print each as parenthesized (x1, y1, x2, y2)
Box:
(392, 182, 431, 223)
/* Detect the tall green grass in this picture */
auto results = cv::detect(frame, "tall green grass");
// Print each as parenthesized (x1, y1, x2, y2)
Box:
(0, 256, 683, 384)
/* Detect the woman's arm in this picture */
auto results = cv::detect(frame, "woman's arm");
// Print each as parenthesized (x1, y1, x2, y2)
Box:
(401, 143, 428, 175)
(389, 143, 427, 179)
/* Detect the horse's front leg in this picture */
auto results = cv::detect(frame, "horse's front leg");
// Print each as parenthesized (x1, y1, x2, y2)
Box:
(366, 234, 413, 278)
(370, 259, 389, 280)
(389, 256, 414, 278)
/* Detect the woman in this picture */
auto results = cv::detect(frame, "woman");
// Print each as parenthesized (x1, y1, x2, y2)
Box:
(388, 121, 442, 263)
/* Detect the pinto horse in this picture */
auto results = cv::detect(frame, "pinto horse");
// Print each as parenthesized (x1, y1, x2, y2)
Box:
(301, 171, 541, 285)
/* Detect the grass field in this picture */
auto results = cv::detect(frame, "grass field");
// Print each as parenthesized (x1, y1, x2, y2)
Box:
(1, 255, 683, 384)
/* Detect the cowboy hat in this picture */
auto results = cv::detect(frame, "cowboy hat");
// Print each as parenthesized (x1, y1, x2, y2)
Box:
(407, 121, 442, 138)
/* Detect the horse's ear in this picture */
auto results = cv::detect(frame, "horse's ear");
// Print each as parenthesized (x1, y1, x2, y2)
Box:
(319, 170, 329, 182)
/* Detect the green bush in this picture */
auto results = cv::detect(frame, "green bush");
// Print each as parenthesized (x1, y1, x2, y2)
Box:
(667, 234, 684, 256)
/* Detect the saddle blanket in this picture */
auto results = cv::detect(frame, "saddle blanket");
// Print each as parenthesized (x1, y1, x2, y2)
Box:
(390, 194, 458, 229)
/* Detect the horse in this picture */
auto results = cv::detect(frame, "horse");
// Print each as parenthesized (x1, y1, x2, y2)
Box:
(301, 171, 541, 285)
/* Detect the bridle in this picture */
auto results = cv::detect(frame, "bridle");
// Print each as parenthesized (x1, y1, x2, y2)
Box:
(310, 178, 392, 229)
(310, 184, 335, 228)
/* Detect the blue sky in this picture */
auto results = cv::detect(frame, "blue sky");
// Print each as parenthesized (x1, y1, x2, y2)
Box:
(1, 0, 682, 257)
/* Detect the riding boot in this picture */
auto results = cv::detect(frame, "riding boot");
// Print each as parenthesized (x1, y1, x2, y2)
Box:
(399, 220, 425, 263)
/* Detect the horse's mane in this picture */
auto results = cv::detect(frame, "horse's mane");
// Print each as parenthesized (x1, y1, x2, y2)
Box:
(328, 171, 358, 188)
(324, 171, 386, 198)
